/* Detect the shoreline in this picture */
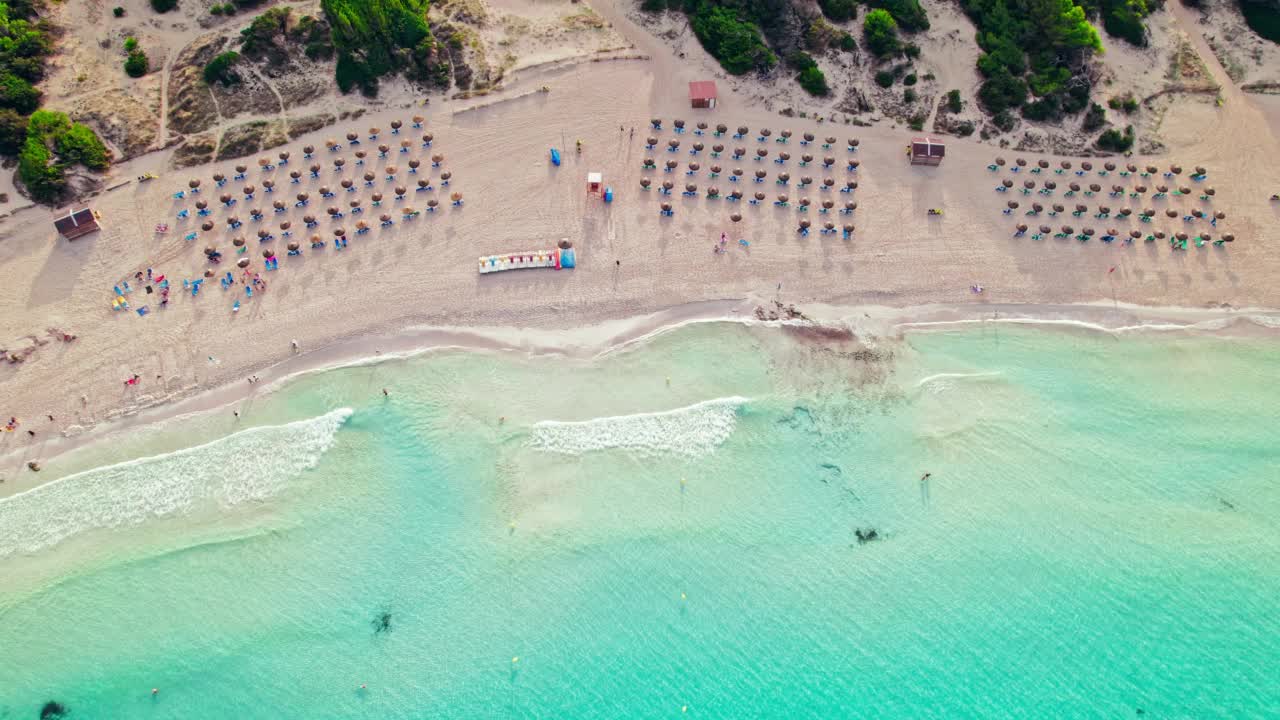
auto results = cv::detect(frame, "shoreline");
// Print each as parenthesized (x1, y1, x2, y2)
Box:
(4, 297, 1277, 495)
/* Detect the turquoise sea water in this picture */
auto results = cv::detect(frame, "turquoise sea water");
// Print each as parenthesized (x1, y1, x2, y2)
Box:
(1, 322, 1278, 718)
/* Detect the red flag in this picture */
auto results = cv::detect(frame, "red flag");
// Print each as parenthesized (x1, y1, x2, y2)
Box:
(1109, 266, 1116, 274)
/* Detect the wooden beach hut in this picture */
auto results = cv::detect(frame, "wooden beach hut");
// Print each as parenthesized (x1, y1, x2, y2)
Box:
(688, 81, 718, 109)
(53, 207, 101, 240)
(909, 137, 945, 166)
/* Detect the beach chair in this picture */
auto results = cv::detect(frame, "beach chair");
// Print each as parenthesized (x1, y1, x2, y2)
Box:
(245, 286, 253, 298)
(233, 300, 241, 313)
(136, 306, 150, 316)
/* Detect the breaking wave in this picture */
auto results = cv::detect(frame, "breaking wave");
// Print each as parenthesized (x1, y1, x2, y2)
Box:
(529, 397, 748, 457)
(0, 408, 352, 559)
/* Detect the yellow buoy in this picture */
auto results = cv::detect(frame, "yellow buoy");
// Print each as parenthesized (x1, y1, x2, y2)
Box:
(512, 656, 519, 664)
(680, 592, 687, 601)
(682, 706, 688, 713)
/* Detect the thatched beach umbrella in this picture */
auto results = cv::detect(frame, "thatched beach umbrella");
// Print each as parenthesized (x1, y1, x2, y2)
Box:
(417, 178, 430, 189)
(1053, 204, 1064, 213)
(685, 183, 697, 193)
(847, 138, 858, 148)
(290, 170, 302, 181)
(778, 152, 791, 162)
(1170, 165, 1182, 175)
(196, 200, 208, 210)
(1130, 230, 1142, 239)
(777, 193, 789, 203)
(202, 221, 215, 232)
(995, 157, 1006, 166)
(237, 257, 250, 268)
(730, 189, 743, 200)
(371, 192, 383, 203)
(1089, 183, 1101, 192)
(1076, 204, 1088, 213)
(688, 162, 700, 172)
(273, 200, 285, 211)
(303, 214, 316, 224)
(1038, 160, 1049, 169)
(755, 191, 766, 201)
(733, 147, 746, 159)
(279, 151, 290, 162)
(280, 221, 291, 231)
(213, 173, 225, 184)
(303, 145, 315, 155)
(757, 148, 768, 159)
(1061, 225, 1074, 234)
(1023, 180, 1035, 189)
(1083, 228, 1095, 237)
(707, 186, 720, 198)
(450, 191, 462, 203)
(1016, 158, 1027, 167)
(226, 215, 240, 226)
(1204, 187, 1215, 196)
(1061, 161, 1072, 170)
(1069, 182, 1081, 192)
(1045, 181, 1057, 190)
(737, 126, 749, 137)
(349, 198, 362, 209)
(1003, 179, 1014, 188)
(798, 197, 811, 209)
(668, 139, 680, 150)
(1222, 234, 1234, 242)
(236, 164, 248, 174)
(846, 181, 857, 191)
(1179, 186, 1191, 195)
(845, 201, 857, 212)
(1032, 203, 1043, 212)
(440, 171, 452, 183)
(395, 186, 407, 197)
(778, 172, 791, 183)
(341, 179, 353, 190)
(1007, 200, 1019, 209)
(1118, 208, 1132, 217)
(660, 202, 672, 213)
(666, 160, 678, 171)
(427, 199, 439, 210)
(849, 160, 860, 170)
(1040, 225, 1052, 234)
(1215, 211, 1226, 220)
(730, 212, 742, 223)
(823, 178, 834, 188)
(781, 129, 792, 140)
(693, 142, 704, 153)
(431, 153, 444, 164)
(710, 164, 722, 174)
(760, 128, 772, 139)
(674, 119, 686, 130)
(1081, 162, 1092, 171)
(310, 164, 322, 174)
(1166, 208, 1178, 217)
(422, 133, 434, 145)
(1142, 208, 1154, 217)
(1157, 184, 1168, 193)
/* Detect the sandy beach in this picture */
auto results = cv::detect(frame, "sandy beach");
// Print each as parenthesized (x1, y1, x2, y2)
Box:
(3, 0, 1280, 487)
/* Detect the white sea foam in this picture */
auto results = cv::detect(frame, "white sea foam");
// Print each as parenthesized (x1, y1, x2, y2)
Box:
(0, 408, 352, 559)
(914, 371, 1003, 393)
(528, 397, 748, 457)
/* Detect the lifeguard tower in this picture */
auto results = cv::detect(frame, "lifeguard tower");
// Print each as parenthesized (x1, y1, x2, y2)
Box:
(586, 172, 603, 195)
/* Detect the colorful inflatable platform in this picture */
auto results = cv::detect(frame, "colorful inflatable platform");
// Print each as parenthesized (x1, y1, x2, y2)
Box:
(478, 246, 576, 274)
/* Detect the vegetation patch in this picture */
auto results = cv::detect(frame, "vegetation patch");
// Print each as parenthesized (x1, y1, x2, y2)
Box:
(18, 109, 110, 202)
(322, 0, 450, 96)
(961, 0, 1102, 125)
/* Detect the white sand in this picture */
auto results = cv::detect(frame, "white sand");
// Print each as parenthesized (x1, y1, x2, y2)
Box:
(2, 0, 1279, 482)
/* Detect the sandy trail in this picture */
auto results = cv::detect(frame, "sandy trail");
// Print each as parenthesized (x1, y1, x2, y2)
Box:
(1, 0, 1279, 485)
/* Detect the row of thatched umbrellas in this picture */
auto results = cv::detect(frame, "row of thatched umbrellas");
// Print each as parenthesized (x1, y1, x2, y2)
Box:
(997, 178, 1215, 197)
(648, 120, 860, 146)
(1012, 224, 1234, 242)
(641, 176, 858, 192)
(186, 150, 448, 191)
(1002, 201, 1226, 219)
(654, 193, 857, 210)
(196, 192, 464, 233)
(199, 174, 454, 205)
(993, 158, 1209, 176)
(642, 156, 857, 172)
(648, 141, 861, 164)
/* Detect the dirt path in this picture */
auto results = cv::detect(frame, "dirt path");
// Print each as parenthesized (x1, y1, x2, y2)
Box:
(154, 45, 182, 152)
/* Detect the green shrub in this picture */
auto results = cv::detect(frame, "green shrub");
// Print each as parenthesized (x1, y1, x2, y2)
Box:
(293, 15, 335, 60)
(818, 0, 857, 22)
(992, 109, 1016, 131)
(18, 134, 62, 200)
(150, 0, 178, 12)
(323, 0, 449, 95)
(113, 6, 125, 17)
(874, 69, 895, 87)
(203, 51, 241, 86)
(1082, 102, 1107, 131)
(1021, 96, 1060, 121)
(864, 9, 900, 57)
(838, 32, 857, 52)
(978, 66, 1026, 113)
(961, 0, 1103, 121)
(956, 120, 976, 136)
(798, 66, 830, 96)
(868, 0, 929, 32)
(18, 110, 110, 201)
(787, 50, 817, 71)
(55, 123, 110, 171)
(0, 73, 41, 114)
(1096, 124, 1135, 152)
(903, 88, 917, 103)
(903, 72, 917, 86)
(1108, 94, 1139, 113)
(908, 112, 925, 130)
(124, 37, 138, 52)
(690, 4, 776, 75)
(903, 42, 920, 58)
(124, 50, 149, 77)
(1101, 0, 1154, 47)
(945, 89, 962, 113)
(640, 0, 668, 11)
(0, 108, 27, 154)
